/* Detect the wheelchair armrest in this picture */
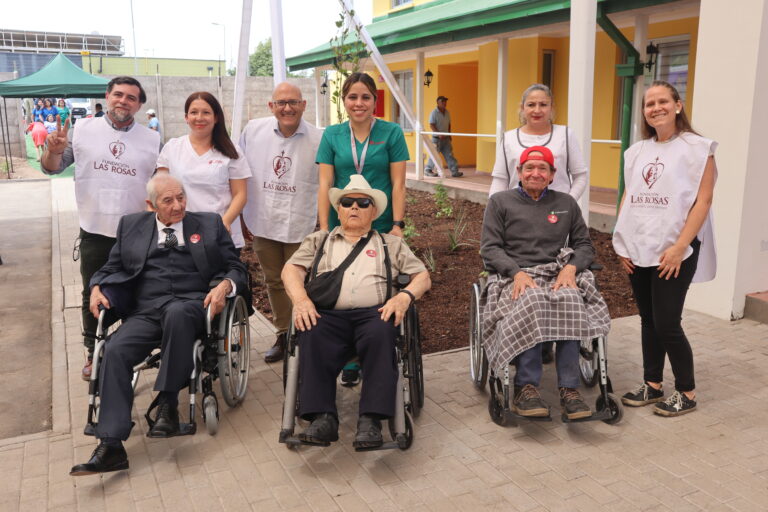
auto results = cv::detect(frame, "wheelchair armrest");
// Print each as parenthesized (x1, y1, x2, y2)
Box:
(394, 274, 411, 289)
(589, 263, 604, 272)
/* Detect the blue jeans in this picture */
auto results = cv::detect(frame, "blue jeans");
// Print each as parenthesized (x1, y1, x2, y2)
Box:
(514, 340, 580, 389)
(425, 137, 459, 174)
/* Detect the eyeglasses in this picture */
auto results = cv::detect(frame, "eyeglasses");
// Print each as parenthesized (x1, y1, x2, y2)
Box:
(339, 197, 373, 209)
(272, 100, 303, 108)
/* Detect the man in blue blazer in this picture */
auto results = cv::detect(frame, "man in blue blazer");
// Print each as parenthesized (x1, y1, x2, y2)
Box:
(70, 173, 247, 476)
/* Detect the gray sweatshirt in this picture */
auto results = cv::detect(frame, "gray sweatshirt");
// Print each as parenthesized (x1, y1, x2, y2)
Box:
(480, 188, 594, 277)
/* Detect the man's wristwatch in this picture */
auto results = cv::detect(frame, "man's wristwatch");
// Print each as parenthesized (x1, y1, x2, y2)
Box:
(392, 220, 406, 228)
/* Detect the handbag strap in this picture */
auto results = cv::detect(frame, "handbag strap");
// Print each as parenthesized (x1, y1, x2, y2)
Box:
(379, 232, 392, 302)
(309, 230, 373, 280)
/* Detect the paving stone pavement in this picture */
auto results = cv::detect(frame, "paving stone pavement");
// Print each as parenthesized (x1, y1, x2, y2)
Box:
(1, 177, 768, 511)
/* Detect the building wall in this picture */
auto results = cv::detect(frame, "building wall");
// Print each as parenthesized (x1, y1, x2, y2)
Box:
(82, 56, 225, 77)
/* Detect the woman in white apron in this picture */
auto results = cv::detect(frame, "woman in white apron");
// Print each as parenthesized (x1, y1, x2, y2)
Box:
(613, 80, 717, 417)
(490, 83, 590, 363)
(156, 92, 251, 250)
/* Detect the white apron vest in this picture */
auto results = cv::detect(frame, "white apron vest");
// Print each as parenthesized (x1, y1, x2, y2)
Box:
(72, 117, 159, 237)
(613, 132, 717, 283)
(495, 125, 573, 194)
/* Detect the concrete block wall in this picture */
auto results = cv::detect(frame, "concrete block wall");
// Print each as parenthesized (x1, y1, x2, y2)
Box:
(98, 75, 317, 143)
(0, 71, 26, 160)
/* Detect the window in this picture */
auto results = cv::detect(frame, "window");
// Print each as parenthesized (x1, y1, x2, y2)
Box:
(645, 38, 690, 102)
(391, 0, 413, 7)
(391, 70, 413, 131)
(542, 50, 555, 89)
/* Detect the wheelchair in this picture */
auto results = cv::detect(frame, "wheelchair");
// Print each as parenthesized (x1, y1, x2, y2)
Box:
(279, 275, 424, 451)
(468, 269, 623, 426)
(84, 294, 251, 438)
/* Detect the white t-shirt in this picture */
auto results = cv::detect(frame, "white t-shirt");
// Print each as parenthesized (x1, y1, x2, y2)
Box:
(72, 116, 159, 237)
(156, 135, 251, 247)
(612, 132, 717, 283)
(239, 117, 323, 244)
(489, 124, 588, 198)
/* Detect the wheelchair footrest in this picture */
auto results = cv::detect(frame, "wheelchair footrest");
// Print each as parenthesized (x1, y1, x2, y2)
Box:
(280, 436, 330, 448)
(84, 422, 96, 436)
(179, 422, 197, 435)
(511, 412, 552, 422)
(354, 441, 400, 452)
(561, 408, 612, 423)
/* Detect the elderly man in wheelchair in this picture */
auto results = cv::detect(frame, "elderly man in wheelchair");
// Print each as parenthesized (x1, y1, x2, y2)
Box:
(480, 146, 611, 423)
(70, 174, 248, 476)
(281, 175, 430, 450)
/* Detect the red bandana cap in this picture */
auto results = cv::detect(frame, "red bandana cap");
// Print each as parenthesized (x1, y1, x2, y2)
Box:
(519, 145, 556, 172)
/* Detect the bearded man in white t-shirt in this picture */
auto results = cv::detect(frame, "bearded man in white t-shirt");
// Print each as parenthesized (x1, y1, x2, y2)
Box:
(41, 76, 160, 381)
(239, 82, 322, 363)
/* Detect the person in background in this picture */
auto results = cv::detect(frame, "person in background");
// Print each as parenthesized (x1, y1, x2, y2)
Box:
(94, 103, 105, 117)
(57, 99, 71, 124)
(613, 80, 717, 417)
(41, 76, 160, 382)
(44, 114, 58, 133)
(489, 83, 590, 364)
(27, 120, 47, 161)
(156, 92, 250, 252)
(32, 99, 45, 122)
(316, 72, 410, 386)
(41, 98, 58, 121)
(424, 96, 462, 178)
(239, 82, 322, 364)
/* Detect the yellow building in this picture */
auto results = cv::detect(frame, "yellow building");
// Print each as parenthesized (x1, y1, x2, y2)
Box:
(288, 0, 701, 192)
(80, 55, 225, 78)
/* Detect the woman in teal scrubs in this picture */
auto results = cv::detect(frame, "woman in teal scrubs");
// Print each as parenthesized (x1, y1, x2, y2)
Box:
(317, 72, 409, 236)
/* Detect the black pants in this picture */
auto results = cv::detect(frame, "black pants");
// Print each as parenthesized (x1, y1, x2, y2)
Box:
(298, 306, 398, 419)
(79, 229, 116, 352)
(628, 239, 700, 392)
(95, 299, 205, 440)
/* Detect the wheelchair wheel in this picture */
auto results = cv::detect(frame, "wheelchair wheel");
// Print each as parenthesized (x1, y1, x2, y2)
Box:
(406, 306, 424, 417)
(469, 282, 488, 391)
(597, 393, 623, 425)
(203, 394, 219, 435)
(219, 295, 251, 407)
(579, 338, 599, 388)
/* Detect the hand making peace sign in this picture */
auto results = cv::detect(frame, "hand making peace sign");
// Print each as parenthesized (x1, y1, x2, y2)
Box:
(45, 115, 70, 154)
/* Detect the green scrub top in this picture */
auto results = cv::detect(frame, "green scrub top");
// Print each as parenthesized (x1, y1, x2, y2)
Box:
(316, 119, 409, 233)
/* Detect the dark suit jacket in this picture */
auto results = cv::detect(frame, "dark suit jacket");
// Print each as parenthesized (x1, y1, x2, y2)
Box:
(90, 211, 247, 314)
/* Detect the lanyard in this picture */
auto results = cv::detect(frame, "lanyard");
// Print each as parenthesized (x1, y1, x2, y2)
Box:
(350, 118, 376, 174)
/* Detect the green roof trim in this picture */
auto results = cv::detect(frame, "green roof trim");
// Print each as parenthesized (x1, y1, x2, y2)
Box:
(287, 0, 681, 71)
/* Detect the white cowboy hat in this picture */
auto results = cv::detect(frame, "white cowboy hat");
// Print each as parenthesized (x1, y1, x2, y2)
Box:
(329, 175, 388, 220)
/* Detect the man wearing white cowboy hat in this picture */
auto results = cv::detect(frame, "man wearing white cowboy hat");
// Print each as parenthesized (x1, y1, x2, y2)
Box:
(282, 175, 431, 449)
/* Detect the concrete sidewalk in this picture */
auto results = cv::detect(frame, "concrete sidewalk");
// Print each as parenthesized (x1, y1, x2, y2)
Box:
(1, 177, 767, 511)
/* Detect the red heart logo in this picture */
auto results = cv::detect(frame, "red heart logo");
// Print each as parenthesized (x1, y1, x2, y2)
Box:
(273, 150, 292, 179)
(642, 157, 665, 189)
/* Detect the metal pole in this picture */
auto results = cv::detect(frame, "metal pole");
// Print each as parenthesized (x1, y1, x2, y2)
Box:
(415, 51, 424, 179)
(338, 0, 443, 175)
(231, 0, 253, 140)
(212, 23, 226, 75)
(1, 98, 14, 178)
(0, 99, 10, 179)
(496, 37, 509, 144)
(269, 0, 287, 84)
(129, 0, 138, 75)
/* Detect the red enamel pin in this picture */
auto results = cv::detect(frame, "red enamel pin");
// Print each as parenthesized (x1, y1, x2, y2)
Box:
(366, 249, 377, 257)
(190, 234, 201, 243)
(547, 212, 558, 224)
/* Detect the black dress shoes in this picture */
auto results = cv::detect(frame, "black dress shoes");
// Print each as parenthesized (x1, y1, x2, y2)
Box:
(353, 414, 383, 450)
(147, 401, 181, 438)
(264, 333, 287, 363)
(297, 413, 339, 445)
(70, 441, 129, 476)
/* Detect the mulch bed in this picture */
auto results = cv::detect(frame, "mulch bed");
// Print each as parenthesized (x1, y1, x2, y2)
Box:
(241, 188, 637, 354)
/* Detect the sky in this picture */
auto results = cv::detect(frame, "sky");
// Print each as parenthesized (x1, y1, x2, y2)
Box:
(4, 0, 373, 68)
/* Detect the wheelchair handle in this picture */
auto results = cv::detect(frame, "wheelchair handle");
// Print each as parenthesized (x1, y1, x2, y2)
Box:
(205, 304, 213, 334)
(589, 263, 604, 272)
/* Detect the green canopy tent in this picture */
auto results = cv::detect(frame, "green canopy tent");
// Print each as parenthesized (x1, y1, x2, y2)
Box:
(0, 53, 109, 177)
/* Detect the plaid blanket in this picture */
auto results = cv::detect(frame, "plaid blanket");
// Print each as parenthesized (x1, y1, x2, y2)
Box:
(480, 248, 611, 376)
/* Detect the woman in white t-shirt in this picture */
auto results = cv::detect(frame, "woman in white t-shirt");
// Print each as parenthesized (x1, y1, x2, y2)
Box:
(489, 83, 589, 199)
(157, 92, 251, 249)
(489, 83, 590, 364)
(613, 80, 717, 417)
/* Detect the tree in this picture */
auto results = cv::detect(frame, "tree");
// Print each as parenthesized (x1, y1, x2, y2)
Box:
(249, 40, 273, 77)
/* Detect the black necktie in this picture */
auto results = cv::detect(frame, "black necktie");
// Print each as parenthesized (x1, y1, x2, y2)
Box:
(162, 227, 178, 248)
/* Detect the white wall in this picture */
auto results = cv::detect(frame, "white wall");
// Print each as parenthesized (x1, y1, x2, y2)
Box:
(687, 0, 768, 319)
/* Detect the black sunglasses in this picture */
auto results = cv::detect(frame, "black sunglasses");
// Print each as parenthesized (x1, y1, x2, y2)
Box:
(339, 197, 373, 209)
